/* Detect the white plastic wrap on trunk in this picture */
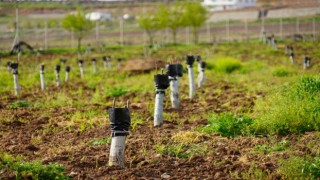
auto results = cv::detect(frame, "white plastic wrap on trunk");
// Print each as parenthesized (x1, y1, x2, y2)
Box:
(93, 62, 97, 74)
(80, 66, 84, 78)
(169, 78, 179, 109)
(304, 62, 307, 69)
(65, 72, 69, 82)
(290, 56, 294, 64)
(109, 135, 127, 167)
(13, 74, 20, 95)
(154, 92, 164, 126)
(55, 71, 61, 86)
(187, 65, 195, 99)
(108, 62, 112, 69)
(198, 69, 205, 88)
(40, 71, 46, 90)
(103, 61, 108, 70)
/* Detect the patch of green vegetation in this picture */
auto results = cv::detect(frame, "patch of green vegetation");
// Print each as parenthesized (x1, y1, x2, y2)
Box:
(254, 140, 290, 154)
(89, 138, 111, 146)
(279, 156, 320, 180)
(105, 86, 128, 97)
(8, 101, 32, 109)
(197, 113, 252, 137)
(155, 143, 207, 159)
(0, 152, 68, 180)
(272, 67, 292, 77)
(213, 57, 242, 73)
(253, 76, 320, 135)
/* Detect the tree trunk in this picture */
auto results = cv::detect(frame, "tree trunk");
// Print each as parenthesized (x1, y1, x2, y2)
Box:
(147, 30, 153, 45)
(193, 27, 199, 44)
(78, 37, 82, 50)
(172, 29, 177, 45)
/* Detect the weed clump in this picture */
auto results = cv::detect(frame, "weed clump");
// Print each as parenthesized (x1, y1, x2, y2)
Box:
(0, 152, 68, 179)
(8, 101, 31, 109)
(105, 87, 128, 97)
(272, 67, 292, 77)
(253, 76, 320, 135)
(213, 57, 242, 73)
(198, 113, 252, 137)
(279, 156, 320, 179)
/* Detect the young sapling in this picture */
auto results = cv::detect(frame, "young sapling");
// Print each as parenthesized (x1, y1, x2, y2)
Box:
(55, 65, 61, 86)
(108, 99, 131, 168)
(65, 66, 71, 82)
(92, 58, 98, 74)
(186, 55, 196, 99)
(166, 63, 183, 109)
(78, 60, 84, 78)
(40, 64, 46, 90)
(154, 72, 169, 126)
(10, 63, 20, 96)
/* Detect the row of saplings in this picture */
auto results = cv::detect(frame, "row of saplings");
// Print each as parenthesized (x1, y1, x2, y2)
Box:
(6, 54, 206, 168)
(6, 56, 113, 95)
(109, 55, 206, 167)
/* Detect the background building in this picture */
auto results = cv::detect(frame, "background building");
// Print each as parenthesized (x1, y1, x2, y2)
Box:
(202, 0, 257, 11)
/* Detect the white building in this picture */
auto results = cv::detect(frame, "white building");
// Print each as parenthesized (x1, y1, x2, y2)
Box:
(85, 12, 112, 21)
(202, 0, 257, 11)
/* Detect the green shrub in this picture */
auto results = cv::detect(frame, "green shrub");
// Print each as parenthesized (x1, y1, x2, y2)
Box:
(89, 138, 111, 146)
(198, 113, 252, 137)
(105, 87, 128, 97)
(272, 67, 291, 77)
(213, 57, 242, 73)
(8, 101, 32, 109)
(279, 156, 320, 179)
(0, 152, 68, 179)
(253, 76, 320, 135)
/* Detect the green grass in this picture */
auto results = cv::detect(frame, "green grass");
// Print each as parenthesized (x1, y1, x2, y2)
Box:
(0, 152, 68, 180)
(279, 156, 320, 180)
(197, 113, 253, 137)
(8, 101, 32, 109)
(253, 76, 320, 135)
(212, 57, 242, 73)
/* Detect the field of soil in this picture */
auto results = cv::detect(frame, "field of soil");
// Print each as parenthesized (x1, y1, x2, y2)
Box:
(0, 40, 320, 179)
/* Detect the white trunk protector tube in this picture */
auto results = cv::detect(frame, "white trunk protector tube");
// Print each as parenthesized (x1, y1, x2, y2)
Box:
(290, 56, 294, 64)
(187, 65, 195, 99)
(55, 71, 61, 86)
(65, 72, 69, 82)
(103, 61, 108, 70)
(154, 90, 164, 126)
(169, 78, 179, 109)
(13, 74, 20, 96)
(40, 70, 46, 90)
(93, 62, 97, 74)
(198, 69, 205, 88)
(109, 135, 127, 167)
(80, 66, 84, 78)
(108, 61, 112, 69)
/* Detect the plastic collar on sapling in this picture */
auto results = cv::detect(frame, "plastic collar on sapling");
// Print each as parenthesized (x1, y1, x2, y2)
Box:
(65, 66, 71, 82)
(108, 99, 131, 168)
(78, 60, 84, 78)
(186, 55, 196, 99)
(103, 56, 108, 70)
(55, 65, 61, 86)
(40, 64, 46, 90)
(289, 52, 294, 64)
(154, 71, 169, 126)
(60, 59, 67, 65)
(10, 63, 20, 96)
(92, 58, 97, 74)
(198, 61, 206, 88)
(166, 64, 182, 109)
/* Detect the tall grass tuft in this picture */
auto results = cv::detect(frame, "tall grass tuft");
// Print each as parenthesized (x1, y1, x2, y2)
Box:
(253, 76, 320, 135)
(213, 57, 242, 73)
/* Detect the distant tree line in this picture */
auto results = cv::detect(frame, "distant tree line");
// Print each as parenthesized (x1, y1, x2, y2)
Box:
(137, 1, 207, 45)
